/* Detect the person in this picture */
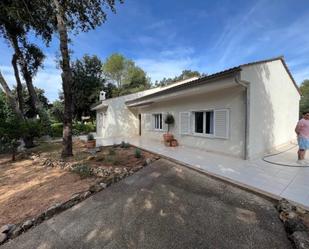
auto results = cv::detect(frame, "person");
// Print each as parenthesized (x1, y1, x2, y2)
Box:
(295, 111, 309, 165)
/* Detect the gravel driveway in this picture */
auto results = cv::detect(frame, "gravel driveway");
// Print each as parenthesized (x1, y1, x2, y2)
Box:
(1, 159, 292, 249)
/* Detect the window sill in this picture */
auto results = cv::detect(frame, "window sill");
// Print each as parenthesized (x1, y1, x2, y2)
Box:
(183, 133, 228, 140)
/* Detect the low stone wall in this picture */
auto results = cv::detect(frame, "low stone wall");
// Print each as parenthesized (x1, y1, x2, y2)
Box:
(277, 199, 309, 249)
(0, 154, 158, 245)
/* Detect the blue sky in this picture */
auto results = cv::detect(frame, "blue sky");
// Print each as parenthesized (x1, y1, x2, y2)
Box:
(1, 0, 309, 101)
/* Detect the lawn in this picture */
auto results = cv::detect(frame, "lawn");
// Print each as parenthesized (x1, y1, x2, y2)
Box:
(0, 140, 156, 228)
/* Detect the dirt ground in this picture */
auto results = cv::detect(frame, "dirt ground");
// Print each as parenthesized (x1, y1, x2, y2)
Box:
(0, 140, 154, 227)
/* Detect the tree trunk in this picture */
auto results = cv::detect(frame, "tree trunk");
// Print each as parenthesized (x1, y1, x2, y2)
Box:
(0, 70, 24, 119)
(9, 34, 41, 114)
(12, 53, 24, 114)
(53, 0, 73, 157)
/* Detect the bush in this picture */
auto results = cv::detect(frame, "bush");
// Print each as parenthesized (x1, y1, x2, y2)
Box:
(51, 123, 63, 138)
(120, 141, 130, 149)
(134, 148, 142, 158)
(71, 164, 93, 178)
(109, 147, 116, 155)
(87, 133, 95, 141)
(74, 122, 96, 135)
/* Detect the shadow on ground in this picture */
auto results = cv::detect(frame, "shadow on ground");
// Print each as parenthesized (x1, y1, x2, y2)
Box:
(1, 159, 292, 249)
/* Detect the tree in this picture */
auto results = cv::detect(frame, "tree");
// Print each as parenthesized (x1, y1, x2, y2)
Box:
(12, 84, 49, 118)
(50, 100, 64, 123)
(72, 55, 105, 120)
(300, 79, 309, 114)
(155, 69, 203, 87)
(0, 1, 46, 117)
(102, 53, 150, 96)
(102, 53, 126, 89)
(37, 0, 122, 157)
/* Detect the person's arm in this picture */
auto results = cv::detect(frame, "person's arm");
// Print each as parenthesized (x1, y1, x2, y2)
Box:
(295, 121, 302, 135)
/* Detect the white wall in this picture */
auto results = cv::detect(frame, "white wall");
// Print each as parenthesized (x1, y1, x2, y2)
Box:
(140, 85, 246, 158)
(95, 88, 164, 138)
(241, 60, 300, 159)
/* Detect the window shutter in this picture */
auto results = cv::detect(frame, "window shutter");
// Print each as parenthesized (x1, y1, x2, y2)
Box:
(214, 109, 229, 138)
(162, 113, 168, 131)
(144, 113, 152, 131)
(179, 112, 191, 134)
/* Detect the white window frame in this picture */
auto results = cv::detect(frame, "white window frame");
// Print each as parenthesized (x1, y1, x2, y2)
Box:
(153, 113, 163, 131)
(192, 110, 215, 137)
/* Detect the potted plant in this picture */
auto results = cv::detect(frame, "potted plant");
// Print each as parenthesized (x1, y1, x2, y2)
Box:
(163, 113, 175, 143)
(86, 133, 96, 149)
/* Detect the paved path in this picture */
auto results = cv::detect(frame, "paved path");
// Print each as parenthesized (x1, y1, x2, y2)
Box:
(2, 159, 291, 249)
(99, 136, 309, 209)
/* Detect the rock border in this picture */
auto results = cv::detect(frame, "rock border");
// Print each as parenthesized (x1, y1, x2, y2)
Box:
(277, 199, 309, 249)
(0, 150, 159, 245)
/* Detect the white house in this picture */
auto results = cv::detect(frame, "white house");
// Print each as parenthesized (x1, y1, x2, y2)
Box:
(92, 56, 301, 159)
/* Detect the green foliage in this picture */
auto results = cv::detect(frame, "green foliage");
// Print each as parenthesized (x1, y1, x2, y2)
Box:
(12, 84, 49, 119)
(164, 113, 175, 132)
(72, 55, 105, 120)
(51, 122, 96, 138)
(71, 164, 93, 178)
(155, 70, 204, 87)
(50, 100, 64, 123)
(109, 147, 116, 155)
(87, 133, 95, 141)
(134, 148, 142, 158)
(102, 53, 150, 97)
(300, 79, 309, 115)
(120, 141, 130, 149)
(51, 123, 63, 137)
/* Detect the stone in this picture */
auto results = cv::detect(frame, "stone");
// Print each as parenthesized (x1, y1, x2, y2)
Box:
(296, 206, 307, 215)
(81, 191, 91, 199)
(280, 211, 298, 221)
(99, 182, 107, 188)
(0, 224, 15, 234)
(290, 231, 309, 249)
(44, 203, 62, 219)
(146, 158, 152, 165)
(277, 198, 293, 213)
(70, 193, 81, 202)
(21, 220, 33, 231)
(284, 218, 308, 235)
(0, 233, 7, 244)
(10, 226, 22, 239)
(86, 155, 95, 161)
(89, 184, 104, 193)
(33, 213, 45, 225)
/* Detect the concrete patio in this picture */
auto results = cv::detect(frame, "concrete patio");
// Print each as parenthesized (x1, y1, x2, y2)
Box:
(94, 136, 309, 209)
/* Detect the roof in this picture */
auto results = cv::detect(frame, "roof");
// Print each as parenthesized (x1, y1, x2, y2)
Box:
(125, 56, 300, 106)
(126, 67, 241, 106)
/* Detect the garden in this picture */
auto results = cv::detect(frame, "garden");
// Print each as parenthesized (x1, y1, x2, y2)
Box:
(0, 139, 158, 244)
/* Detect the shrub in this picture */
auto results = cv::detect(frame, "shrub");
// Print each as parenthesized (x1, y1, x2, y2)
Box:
(164, 113, 174, 132)
(87, 133, 95, 141)
(109, 147, 116, 155)
(134, 148, 142, 158)
(51, 123, 63, 138)
(120, 141, 130, 149)
(71, 164, 93, 178)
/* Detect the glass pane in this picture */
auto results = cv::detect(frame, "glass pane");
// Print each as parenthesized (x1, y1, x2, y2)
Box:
(205, 111, 214, 134)
(195, 112, 203, 133)
(159, 114, 162, 129)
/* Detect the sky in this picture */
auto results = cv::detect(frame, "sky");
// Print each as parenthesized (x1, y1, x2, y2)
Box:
(0, 0, 309, 102)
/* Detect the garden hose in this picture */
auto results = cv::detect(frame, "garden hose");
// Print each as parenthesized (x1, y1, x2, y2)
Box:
(262, 143, 309, 167)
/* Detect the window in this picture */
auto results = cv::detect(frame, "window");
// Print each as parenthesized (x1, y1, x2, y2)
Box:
(193, 111, 214, 135)
(154, 114, 162, 130)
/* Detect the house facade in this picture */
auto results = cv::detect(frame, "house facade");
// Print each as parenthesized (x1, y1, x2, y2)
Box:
(92, 57, 300, 159)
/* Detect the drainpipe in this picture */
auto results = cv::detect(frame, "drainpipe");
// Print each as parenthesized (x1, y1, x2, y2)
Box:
(235, 72, 250, 160)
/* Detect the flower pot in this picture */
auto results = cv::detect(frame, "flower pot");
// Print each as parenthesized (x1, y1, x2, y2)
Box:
(86, 140, 96, 149)
(170, 139, 178, 147)
(163, 133, 174, 142)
